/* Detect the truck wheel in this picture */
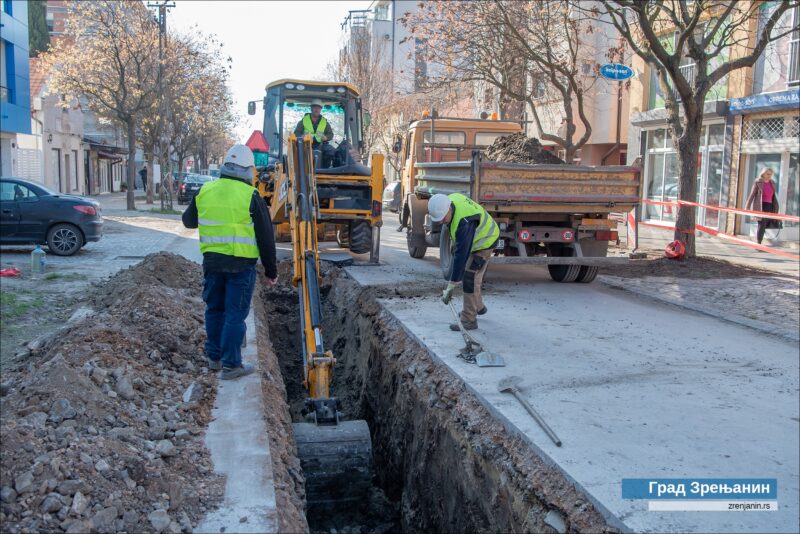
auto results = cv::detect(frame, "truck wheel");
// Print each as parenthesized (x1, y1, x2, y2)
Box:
(439, 227, 453, 280)
(336, 225, 350, 248)
(349, 220, 372, 254)
(576, 266, 599, 283)
(547, 244, 580, 283)
(407, 233, 427, 259)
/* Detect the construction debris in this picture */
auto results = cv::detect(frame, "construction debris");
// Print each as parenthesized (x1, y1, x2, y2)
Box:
(0, 253, 222, 534)
(484, 132, 566, 164)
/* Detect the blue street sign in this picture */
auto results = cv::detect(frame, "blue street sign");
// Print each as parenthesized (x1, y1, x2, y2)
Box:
(600, 64, 635, 81)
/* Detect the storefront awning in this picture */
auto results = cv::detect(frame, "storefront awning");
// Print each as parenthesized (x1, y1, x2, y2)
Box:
(729, 88, 800, 115)
(631, 100, 728, 127)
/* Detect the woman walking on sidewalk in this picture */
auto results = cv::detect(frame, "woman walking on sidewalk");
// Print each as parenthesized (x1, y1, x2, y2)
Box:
(745, 167, 781, 245)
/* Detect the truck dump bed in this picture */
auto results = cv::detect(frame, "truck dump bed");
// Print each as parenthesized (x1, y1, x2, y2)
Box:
(414, 154, 640, 214)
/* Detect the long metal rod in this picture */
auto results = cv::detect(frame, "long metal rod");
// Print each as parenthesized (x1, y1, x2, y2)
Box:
(509, 389, 562, 447)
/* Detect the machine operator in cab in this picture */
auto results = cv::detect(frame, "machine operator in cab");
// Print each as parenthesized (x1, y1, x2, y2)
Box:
(294, 98, 335, 168)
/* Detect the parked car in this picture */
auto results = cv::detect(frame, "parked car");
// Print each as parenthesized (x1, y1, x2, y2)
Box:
(0, 177, 103, 256)
(382, 181, 401, 213)
(177, 174, 213, 204)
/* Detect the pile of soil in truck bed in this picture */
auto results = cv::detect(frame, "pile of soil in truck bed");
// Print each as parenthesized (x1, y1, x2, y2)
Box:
(484, 132, 566, 164)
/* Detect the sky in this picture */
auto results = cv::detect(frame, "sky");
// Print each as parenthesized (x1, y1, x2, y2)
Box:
(169, 0, 371, 140)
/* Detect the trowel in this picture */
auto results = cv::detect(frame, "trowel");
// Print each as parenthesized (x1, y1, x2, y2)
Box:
(447, 302, 506, 367)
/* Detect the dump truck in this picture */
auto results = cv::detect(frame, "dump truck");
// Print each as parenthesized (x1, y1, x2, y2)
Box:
(397, 117, 641, 283)
(249, 79, 384, 261)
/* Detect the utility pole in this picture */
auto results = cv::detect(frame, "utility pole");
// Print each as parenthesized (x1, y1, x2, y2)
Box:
(146, 1, 175, 206)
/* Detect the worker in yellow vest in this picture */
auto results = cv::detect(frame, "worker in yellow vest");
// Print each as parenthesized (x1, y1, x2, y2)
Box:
(182, 144, 277, 379)
(428, 193, 500, 331)
(294, 98, 335, 167)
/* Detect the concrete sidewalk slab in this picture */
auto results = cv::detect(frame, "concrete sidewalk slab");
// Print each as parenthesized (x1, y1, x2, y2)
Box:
(195, 310, 279, 534)
(370, 275, 799, 533)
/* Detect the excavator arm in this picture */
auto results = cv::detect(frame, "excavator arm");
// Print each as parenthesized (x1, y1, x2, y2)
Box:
(285, 134, 373, 506)
(286, 134, 337, 423)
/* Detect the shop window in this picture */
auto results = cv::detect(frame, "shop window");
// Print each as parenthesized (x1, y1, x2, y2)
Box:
(707, 124, 725, 145)
(742, 117, 799, 141)
(788, 7, 799, 86)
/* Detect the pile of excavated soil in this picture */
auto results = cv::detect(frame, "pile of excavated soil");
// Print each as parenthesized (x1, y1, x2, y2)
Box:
(0, 253, 222, 534)
(484, 132, 565, 164)
(601, 255, 781, 279)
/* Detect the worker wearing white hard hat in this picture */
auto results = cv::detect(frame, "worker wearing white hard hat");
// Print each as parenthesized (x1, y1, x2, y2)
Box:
(428, 193, 500, 331)
(182, 144, 277, 379)
(294, 98, 335, 167)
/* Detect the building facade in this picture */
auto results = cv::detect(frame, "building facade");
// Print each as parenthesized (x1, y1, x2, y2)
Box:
(1, 0, 32, 176)
(627, 1, 798, 244)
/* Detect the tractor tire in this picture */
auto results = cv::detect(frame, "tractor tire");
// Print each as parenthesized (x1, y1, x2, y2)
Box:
(349, 220, 372, 254)
(336, 226, 350, 248)
(576, 266, 599, 283)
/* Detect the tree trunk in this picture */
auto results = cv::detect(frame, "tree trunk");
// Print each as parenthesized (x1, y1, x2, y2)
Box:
(145, 152, 155, 204)
(126, 118, 136, 211)
(146, 144, 155, 205)
(672, 112, 703, 259)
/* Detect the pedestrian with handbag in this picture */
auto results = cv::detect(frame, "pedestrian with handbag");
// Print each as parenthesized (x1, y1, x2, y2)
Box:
(745, 167, 782, 245)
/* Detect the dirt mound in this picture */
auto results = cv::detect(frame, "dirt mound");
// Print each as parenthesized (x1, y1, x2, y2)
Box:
(93, 252, 202, 309)
(484, 132, 565, 164)
(0, 253, 222, 534)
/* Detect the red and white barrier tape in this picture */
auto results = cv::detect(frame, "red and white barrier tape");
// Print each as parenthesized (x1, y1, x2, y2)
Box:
(629, 213, 799, 261)
(641, 198, 800, 222)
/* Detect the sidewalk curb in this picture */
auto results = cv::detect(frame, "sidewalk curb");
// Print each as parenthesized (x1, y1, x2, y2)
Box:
(597, 277, 799, 343)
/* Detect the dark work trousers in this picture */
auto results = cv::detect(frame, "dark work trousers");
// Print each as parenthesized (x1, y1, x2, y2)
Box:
(202, 266, 256, 368)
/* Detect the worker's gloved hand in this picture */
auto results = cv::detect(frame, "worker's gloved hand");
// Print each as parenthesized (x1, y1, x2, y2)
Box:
(441, 282, 458, 305)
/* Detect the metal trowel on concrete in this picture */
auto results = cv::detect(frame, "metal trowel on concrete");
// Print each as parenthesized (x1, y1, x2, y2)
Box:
(447, 302, 506, 367)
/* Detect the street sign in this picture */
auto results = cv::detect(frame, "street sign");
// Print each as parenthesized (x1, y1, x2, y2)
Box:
(599, 64, 635, 81)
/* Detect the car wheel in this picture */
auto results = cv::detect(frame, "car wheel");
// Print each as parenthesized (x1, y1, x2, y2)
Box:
(47, 223, 84, 256)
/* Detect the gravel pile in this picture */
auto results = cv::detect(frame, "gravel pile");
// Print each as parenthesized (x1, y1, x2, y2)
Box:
(0, 253, 222, 533)
(484, 132, 566, 164)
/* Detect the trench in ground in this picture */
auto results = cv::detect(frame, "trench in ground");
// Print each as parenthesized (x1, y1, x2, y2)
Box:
(260, 262, 618, 533)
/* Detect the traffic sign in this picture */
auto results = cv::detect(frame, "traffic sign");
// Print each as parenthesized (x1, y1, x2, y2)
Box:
(599, 64, 635, 81)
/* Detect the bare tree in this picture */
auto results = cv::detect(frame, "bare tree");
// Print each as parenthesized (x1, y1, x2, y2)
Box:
(44, 1, 162, 210)
(602, 0, 798, 258)
(402, 0, 605, 163)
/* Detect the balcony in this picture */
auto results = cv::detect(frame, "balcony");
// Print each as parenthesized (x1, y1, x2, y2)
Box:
(789, 39, 799, 87)
(670, 63, 697, 102)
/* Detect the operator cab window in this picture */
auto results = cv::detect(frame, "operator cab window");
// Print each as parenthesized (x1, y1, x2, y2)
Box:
(422, 131, 466, 162)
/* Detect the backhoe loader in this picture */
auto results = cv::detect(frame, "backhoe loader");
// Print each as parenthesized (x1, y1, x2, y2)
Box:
(249, 79, 384, 262)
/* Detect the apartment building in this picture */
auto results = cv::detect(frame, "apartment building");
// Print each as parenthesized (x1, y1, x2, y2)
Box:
(626, 1, 798, 244)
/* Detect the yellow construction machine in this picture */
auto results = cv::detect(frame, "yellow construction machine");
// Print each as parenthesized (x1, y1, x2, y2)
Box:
(248, 80, 378, 505)
(249, 79, 384, 262)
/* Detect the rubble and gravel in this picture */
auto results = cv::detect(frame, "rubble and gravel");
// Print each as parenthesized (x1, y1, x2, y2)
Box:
(484, 132, 566, 164)
(0, 253, 223, 533)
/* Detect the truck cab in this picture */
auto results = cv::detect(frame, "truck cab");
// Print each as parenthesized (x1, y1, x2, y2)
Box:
(398, 117, 522, 258)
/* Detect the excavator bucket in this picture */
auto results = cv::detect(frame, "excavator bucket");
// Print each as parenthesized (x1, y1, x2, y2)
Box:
(293, 420, 373, 506)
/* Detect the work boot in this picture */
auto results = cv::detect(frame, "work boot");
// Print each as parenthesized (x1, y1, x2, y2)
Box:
(450, 320, 478, 331)
(220, 363, 255, 380)
(207, 358, 222, 371)
(477, 306, 488, 316)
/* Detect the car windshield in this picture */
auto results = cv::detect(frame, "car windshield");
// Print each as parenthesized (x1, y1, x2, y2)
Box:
(186, 175, 212, 183)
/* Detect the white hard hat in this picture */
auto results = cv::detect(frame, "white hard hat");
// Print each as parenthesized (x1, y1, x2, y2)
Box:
(427, 194, 451, 222)
(223, 144, 255, 168)
(310, 98, 323, 108)
(220, 144, 254, 180)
